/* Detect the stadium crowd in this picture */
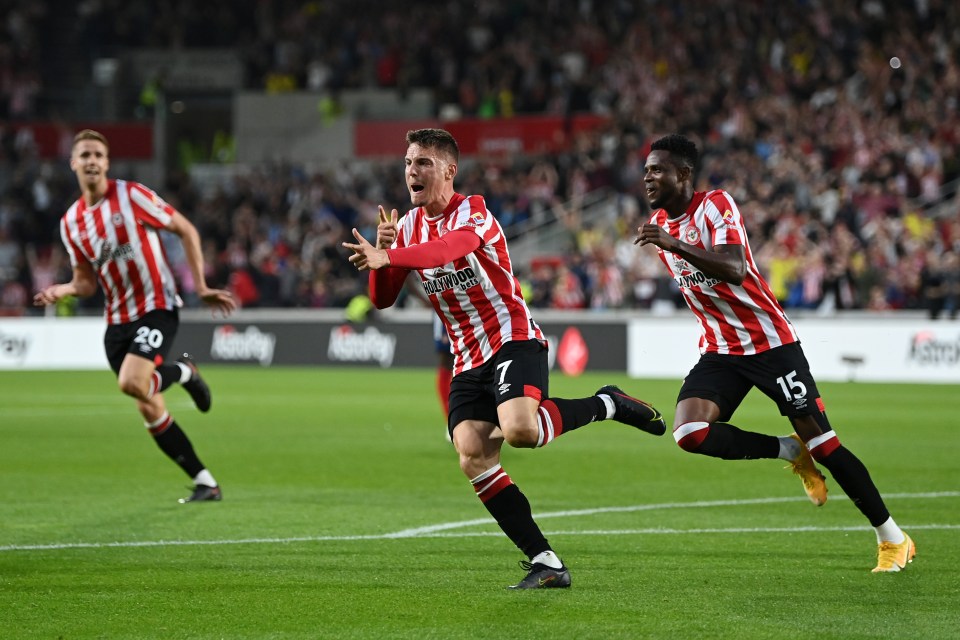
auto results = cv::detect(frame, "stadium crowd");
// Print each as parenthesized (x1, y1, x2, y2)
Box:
(2, 0, 959, 318)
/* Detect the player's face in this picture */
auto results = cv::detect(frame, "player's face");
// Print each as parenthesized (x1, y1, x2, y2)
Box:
(70, 140, 110, 193)
(405, 143, 454, 210)
(643, 150, 683, 211)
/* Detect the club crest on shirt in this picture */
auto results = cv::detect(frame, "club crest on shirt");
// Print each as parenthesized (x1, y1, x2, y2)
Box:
(112, 212, 123, 226)
(685, 227, 700, 243)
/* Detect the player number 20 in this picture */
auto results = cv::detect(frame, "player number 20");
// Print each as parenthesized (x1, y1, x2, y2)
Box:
(134, 327, 164, 349)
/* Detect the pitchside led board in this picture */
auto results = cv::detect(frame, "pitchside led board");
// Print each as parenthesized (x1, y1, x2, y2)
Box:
(1, 314, 956, 383)
(173, 314, 628, 373)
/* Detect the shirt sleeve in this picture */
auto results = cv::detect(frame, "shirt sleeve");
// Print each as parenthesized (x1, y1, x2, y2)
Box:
(128, 182, 175, 228)
(60, 217, 81, 267)
(705, 191, 744, 246)
(385, 229, 482, 270)
(369, 267, 411, 309)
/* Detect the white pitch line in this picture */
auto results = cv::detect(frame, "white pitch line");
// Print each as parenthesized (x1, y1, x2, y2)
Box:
(386, 490, 960, 537)
(3, 523, 958, 552)
(0, 407, 131, 418)
(427, 523, 960, 538)
(2, 491, 956, 553)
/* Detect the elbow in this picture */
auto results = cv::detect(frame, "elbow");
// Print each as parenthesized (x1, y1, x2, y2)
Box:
(75, 282, 98, 298)
(369, 291, 394, 310)
(724, 261, 747, 286)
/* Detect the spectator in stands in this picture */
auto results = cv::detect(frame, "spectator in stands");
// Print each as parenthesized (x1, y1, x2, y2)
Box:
(920, 248, 960, 319)
(3, 0, 960, 317)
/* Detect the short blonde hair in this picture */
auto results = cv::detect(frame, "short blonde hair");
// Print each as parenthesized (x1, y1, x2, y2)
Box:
(73, 129, 109, 150)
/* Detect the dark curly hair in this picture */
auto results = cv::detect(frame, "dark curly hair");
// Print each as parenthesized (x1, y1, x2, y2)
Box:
(650, 134, 698, 171)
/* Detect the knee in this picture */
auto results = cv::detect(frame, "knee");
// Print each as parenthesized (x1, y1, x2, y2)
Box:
(457, 452, 479, 478)
(674, 421, 710, 452)
(457, 446, 496, 480)
(452, 428, 495, 479)
(499, 416, 538, 448)
(117, 375, 148, 400)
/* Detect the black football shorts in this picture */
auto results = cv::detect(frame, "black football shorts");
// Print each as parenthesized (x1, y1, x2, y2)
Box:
(447, 339, 549, 438)
(103, 309, 179, 375)
(678, 342, 825, 421)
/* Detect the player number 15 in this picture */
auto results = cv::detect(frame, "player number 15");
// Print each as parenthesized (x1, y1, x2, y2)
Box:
(776, 370, 807, 401)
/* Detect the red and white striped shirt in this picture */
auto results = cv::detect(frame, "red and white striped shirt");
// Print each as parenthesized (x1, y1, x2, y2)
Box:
(60, 179, 182, 325)
(395, 193, 544, 374)
(650, 190, 798, 355)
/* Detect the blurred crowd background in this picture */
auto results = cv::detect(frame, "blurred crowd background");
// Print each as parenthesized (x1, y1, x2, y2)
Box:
(2, 0, 959, 318)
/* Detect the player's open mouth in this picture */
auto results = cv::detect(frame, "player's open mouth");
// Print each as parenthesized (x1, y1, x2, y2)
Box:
(411, 184, 424, 193)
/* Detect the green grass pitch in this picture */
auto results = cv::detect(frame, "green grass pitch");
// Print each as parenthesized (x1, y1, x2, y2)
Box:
(1, 367, 958, 639)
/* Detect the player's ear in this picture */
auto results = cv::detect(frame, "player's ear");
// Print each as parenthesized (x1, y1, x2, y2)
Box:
(446, 161, 457, 181)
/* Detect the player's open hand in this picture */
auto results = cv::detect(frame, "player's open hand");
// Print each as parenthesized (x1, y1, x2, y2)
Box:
(343, 228, 390, 271)
(32, 285, 63, 306)
(376, 205, 399, 250)
(197, 287, 238, 317)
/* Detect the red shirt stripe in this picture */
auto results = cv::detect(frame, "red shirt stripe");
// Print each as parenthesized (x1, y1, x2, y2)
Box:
(59, 179, 183, 324)
(392, 192, 544, 374)
(651, 189, 798, 355)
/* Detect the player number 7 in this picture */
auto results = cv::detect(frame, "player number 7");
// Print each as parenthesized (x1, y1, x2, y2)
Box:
(496, 360, 512, 386)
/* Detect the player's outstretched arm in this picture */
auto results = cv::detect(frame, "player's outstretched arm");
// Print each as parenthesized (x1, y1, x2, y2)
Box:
(33, 262, 98, 306)
(167, 211, 237, 317)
